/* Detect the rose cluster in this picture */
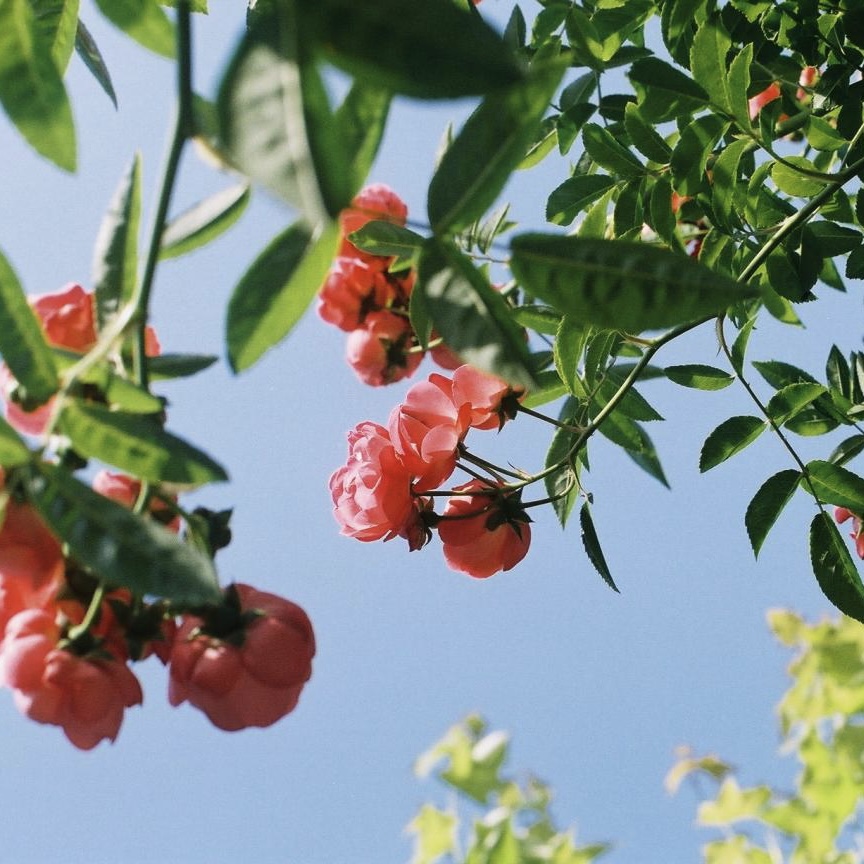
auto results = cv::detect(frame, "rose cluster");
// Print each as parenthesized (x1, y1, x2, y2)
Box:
(0, 286, 315, 748)
(318, 184, 462, 387)
(330, 364, 532, 578)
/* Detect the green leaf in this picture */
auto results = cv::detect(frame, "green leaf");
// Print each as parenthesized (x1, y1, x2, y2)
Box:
(334, 81, 391, 196)
(510, 305, 561, 336)
(623, 102, 672, 163)
(771, 158, 829, 198)
(582, 122, 645, 178)
(146, 353, 218, 380)
(59, 401, 228, 486)
(74, 19, 117, 108)
(767, 383, 828, 425)
(580, 502, 618, 592)
(546, 175, 615, 227)
(92, 154, 141, 329)
(217, 7, 341, 223)
(407, 804, 458, 864)
(623, 426, 669, 487)
(647, 175, 681, 249)
(810, 512, 864, 624)
(26, 463, 221, 606)
(670, 114, 729, 195)
(628, 57, 709, 122)
(0, 248, 58, 405)
(427, 60, 565, 233)
(0, 415, 31, 466)
(226, 220, 339, 372)
(806, 115, 848, 151)
(347, 221, 425, 258)
(664, 364, 733, 390)
(31, 0, 80, 71)
(160, 184, 250, 260)
(730, 317, 755, 376)
(830, 434, 864, 467)
(711, 138, 753, 230)
(299, 0, 523, 99)
(805, 222, 862, 256)
(752, 360, 818, 389)
(726, 43, 752, 129)
(545, 425, 579, 528)
(690, 19, 731, 112)
(601, 370, 663, 421)
(0, 0, 76, 170)
(554, 316, 588, 398)
(805, 461, 864, 512)
(509, 235, 757, 332)
(847, 246, 864, 280)
(417, 240, 535, 389)
(92, 0, 174, 58)
(699, 416, 766, 472)
(745, 469, 801, 557)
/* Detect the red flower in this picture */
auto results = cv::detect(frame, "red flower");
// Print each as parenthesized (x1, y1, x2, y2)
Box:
(168, 584, 315, 732)
(345, 310, 423, 387)
(318, 257, 394, 332)
(451, 364, 523, 431)
(388, 372, 471, 491)
(438, 480, 531, 578)
(835, 507, 864, 559)
(0, 608, 142, 750)
(330, 421, 420, 543)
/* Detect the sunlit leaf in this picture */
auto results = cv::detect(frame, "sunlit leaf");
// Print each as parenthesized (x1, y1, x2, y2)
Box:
(226, 220, 339, 372)
(59, 401, 228, 485)
(766, 383, 827, 426)
(93, 0, 174, 57)
(26, 462, 221, 606)
(0, 415, 31, 466)
(0, 0, 76, 170)
(545, 423, 579, 528)
(745, 469, 801, 557)
(804, 461, 864, 512)
(334, 81, 392, 196)
(160, 184, 250, 260)
(510, 235, 756, 332)
(664, 364, 734, 390)
(31, 0, 80, 71)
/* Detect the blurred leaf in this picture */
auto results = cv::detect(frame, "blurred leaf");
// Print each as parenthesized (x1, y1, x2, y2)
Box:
(664, 364, 734, 390)
(0, 248, 58, 405)
(510, 235, 756, 332)
(300, 0, 523, 99)
(147, 353, 218, 380)
(418, 239, 536, 389)
(0, 0, 76, 170)
(745, 469, 801, 558)
(0, 415, 31, 466)
(810, 512, 864, 624)
(226, 220, 339, 372)
(522, 370, 569, 408)
(160, 184, 250, 260)
(511, 305, 561, 336)
(805, 461, 864, 512)
(699, 416, 765, 472)
(580, 502, 618, 592)
(74, 19, 117, 107)
(334, 81, 391, 196)
(27, 462, 221, 606)
(93, 0, 174, 58)
(92, 153, 141, 329)
(407, 805, 458, 864)
(698, 777, 771, 826)
(428, 60, 565, 233)
(31, 0, 80, 71)
(59, 401, 228, 485)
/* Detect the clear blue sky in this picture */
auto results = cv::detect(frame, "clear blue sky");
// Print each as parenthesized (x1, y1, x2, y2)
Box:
(0, 2, 854, 862)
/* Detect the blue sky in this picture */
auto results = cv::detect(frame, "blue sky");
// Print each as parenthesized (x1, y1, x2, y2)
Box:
(0, 2, 856, 862)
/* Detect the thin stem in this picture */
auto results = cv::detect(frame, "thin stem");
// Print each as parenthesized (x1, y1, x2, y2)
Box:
(517, 403, 583, 432)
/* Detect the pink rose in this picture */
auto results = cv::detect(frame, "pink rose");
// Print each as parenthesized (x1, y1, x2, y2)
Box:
(451, 364, 524, 431)
(2, 284, 160, 436)
(388, 373, 471, 491)
(346, 310, 423, 387)
(168, 584, 315, 732)
(0, 500, 64, 634)
(318, 257, 394, 332)
(339, 184, 408, 267)
(330, 420, 422, 543)
(438, 480, 532, 578)
(0, 608, 142, 750)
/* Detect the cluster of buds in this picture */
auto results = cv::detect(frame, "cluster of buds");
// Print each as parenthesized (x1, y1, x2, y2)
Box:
(0, 286, 315, 748)
(318, 184, 462, 386)
(330, 364, 532, 578)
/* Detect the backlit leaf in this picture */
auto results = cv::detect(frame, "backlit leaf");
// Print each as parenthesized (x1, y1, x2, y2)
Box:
(664, 364, 734, 390)
(93, 0, 174, 58)
(745, 469, 801, 557)
(699, 416, 765, 472)
(805, 461, 864, 512)
(810, 512, 864, 624)
(580, 502, 618, 592)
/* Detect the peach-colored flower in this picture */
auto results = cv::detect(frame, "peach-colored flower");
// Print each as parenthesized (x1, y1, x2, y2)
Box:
(388, 373, 471, 490)
(0, 608, 142, 749)
(0, 500, 64, 634)
(330, 421, 420, 543)
(438, 480, 531, 578)
(92, 470, 180, 533)
(339, 184, 408, 267)
(168, 584, 315, 732)
(318, 257, 394, 332)
(2, 284, 160, 436)
(346, 310, 423, 387)
(835, 507, 864, 559)
(748, 82, 781, 120)
(451, 365, 523, 431)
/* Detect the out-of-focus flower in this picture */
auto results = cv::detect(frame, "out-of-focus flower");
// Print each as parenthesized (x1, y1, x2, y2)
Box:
(346, 310, 423, 387)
